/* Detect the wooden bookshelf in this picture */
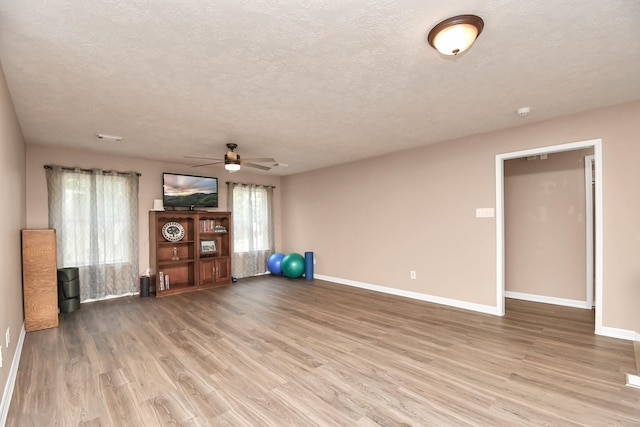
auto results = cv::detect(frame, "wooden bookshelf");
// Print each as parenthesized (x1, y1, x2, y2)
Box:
(149, 211, 232, 296)
(197, 212, 231, 286)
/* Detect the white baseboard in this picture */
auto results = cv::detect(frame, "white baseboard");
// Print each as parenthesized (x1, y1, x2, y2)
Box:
(597, 326, 640, 341)
(315, 274, 500, 316)
(626, 374, 640, 389)
(504, 291, 589, 309)
(1, 323, 25, 426)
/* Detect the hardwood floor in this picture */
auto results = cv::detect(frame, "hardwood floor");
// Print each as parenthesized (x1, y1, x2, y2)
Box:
(7, 276, 640, 426)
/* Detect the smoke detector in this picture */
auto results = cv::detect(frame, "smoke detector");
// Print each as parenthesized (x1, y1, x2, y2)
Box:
(516, 107, 531, 117)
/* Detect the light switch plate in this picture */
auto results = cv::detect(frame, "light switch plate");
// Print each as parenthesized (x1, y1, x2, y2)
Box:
(476, 208, 495, 218)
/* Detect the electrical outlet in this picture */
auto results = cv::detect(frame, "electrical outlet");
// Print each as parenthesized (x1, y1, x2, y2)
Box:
(410, 271, 416, 279)
(313, 257, 316, 265)
(5, 327, 9, 348)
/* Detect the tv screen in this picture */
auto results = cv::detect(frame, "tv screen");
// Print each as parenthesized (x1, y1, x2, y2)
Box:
(163, 173, 218, 208)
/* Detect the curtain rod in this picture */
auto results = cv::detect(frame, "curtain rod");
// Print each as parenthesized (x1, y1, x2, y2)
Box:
(44, 165, 141, 176)
(226, 181, 276, 189)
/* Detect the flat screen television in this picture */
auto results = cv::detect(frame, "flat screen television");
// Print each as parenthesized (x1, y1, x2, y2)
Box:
(163, 172, 218, 208)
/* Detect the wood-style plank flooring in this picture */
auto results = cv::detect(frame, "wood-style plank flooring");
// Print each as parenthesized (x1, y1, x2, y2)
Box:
(7, 276, 640, 426)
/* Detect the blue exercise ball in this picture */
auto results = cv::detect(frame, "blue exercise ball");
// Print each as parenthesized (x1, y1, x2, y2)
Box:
(267, 252, 285, 275)
(281, 253, 305, 278)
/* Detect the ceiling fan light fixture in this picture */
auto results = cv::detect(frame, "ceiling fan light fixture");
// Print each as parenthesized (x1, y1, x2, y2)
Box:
(427, 15, 484, 56)
(224, 151, 241, 171)
(188, 143, 275, 172)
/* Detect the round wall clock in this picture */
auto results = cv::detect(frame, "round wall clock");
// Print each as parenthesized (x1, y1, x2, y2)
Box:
(161, 221, 185, 242)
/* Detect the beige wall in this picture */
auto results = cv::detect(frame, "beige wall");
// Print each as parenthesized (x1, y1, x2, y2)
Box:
(505, 148, 593, 301)
(282, 101, 640, 333)
(0, 63, 26, 403)
(25, 146, 282, 275)
(19, 102, 640, 334)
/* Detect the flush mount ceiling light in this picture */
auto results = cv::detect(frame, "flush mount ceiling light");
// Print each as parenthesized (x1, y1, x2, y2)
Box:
(427, 15, 484, 56)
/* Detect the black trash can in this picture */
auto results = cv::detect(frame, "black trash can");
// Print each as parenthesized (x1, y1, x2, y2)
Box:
(57, 267, 80, 313)
(140, 275, 150, 297)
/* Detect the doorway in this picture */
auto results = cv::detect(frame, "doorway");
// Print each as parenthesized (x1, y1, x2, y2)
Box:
(495, 139, 603, 334)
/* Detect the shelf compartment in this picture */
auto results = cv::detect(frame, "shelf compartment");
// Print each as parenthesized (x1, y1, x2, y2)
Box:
(156, 264, 194, 291)
(156, 216, 196, 242)
(157, 244, 194, 263)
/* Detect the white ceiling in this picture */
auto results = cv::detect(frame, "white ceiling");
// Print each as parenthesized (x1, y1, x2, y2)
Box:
(1, 1, 639, 175)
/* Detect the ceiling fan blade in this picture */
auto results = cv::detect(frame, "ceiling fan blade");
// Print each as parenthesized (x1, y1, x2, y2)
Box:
(244, 157, 276, 163)
(184, 155, 224, 161)
(241, 162, 271, 171)
(191, 161, 224, 168)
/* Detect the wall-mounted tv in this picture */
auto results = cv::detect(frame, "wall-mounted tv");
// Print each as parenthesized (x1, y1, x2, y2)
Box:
(163, 173, 218, 208)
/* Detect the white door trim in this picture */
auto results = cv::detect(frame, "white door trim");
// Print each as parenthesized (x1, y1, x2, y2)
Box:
(495, 139, 603, 335)
(585, 155, 595, 309)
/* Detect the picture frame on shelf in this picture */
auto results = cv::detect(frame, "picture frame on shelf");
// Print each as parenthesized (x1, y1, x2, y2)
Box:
(200, 239, 217, 254)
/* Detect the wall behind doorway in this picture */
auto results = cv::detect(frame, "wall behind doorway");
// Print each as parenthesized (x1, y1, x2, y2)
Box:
(504, 148, 594, 303)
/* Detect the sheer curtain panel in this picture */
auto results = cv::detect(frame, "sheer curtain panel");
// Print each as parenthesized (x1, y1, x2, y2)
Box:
(227, 182, 274, 278)
(46, 166, 139, 301)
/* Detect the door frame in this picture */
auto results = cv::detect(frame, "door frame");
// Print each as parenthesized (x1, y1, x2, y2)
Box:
(585, 155, 595, 309)
(495, 138, 603, 334)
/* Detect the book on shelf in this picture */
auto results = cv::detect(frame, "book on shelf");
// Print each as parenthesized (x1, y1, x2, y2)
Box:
(200, 219, 214, 232)
(200, 219, 227, 233)
(158, 271, 164, 291)
(165, 274, 170, 289)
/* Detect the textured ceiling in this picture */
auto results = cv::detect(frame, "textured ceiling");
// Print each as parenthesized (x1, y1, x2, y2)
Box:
(1, 0, 639, 175)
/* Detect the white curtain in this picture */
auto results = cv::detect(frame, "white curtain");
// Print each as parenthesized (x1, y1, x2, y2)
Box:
(46, 166, 139, 301)
(227, 182, 274, 278)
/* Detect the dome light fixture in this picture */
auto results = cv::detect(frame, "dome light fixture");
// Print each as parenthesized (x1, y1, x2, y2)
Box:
(427, 15, 484, 56)
(224, 161, 241, 172)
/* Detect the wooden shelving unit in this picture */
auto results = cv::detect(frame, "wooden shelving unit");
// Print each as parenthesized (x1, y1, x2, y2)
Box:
(198, 212, 231, 286)
(149, 211, 232, 297)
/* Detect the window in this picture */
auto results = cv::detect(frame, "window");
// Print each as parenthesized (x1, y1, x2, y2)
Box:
(227, 183, 274, 278)
(233, 186, 271, 253)
(60, 173, 134, 266)
(46, 166, 139, 301)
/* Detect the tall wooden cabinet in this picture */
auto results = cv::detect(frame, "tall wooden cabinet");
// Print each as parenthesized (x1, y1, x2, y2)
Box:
(149, 211, 232, 296)
(22, 229, 59, 332)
